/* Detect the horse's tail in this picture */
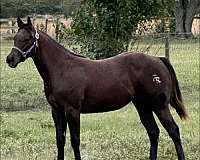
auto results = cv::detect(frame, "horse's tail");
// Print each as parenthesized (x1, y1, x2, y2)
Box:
(159, 57, 188, 120)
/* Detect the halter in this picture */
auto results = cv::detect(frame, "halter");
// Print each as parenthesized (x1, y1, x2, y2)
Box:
(12, 29, 40, 58)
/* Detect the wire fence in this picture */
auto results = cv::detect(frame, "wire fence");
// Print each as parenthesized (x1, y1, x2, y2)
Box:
(0, 16, 71, 39)
(1, 16, 200, 40)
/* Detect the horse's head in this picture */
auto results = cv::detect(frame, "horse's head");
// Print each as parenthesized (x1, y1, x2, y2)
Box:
(6, 17, 38, 68)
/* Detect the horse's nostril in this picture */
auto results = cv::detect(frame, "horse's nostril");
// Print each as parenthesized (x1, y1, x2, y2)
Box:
(6, 56, 13, 64)
(6, 57, 9, 63)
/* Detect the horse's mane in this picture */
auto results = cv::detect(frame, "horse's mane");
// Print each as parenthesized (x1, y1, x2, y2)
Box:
(39, 30, 87, 59)
(68, 50, 86, 58)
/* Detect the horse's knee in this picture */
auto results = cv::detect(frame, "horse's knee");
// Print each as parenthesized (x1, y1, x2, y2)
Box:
(57, 134, 66, 148)
(149, 128, 160, 142)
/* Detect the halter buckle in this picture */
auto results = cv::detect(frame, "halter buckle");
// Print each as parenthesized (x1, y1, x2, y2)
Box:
(35, 30, 39, 39)
(35, 30, 39, 47)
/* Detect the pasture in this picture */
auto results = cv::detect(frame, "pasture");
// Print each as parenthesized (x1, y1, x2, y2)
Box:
(1, 38, 199, 160)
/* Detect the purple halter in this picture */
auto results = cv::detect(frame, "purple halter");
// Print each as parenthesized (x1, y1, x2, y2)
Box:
(12, 29, 39, 58)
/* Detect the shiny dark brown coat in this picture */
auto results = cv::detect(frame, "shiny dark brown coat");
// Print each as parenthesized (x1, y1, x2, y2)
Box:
(6, 17, 188, 160)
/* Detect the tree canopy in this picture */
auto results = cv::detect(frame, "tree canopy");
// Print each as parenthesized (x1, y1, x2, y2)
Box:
(69, 0, 164, 59)
(0, 0, 81, 18)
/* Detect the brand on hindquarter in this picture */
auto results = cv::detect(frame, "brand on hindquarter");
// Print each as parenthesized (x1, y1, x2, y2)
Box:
(152, 74, 162, 84)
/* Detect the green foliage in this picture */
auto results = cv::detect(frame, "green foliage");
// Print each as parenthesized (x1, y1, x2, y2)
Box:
(0, 0, 81, 18)
(169, 18, 176, 33)
(160, 0, 175, 16)
(65, 0, 164, 59)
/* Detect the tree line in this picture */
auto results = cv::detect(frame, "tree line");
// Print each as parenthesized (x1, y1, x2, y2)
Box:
(0, 0, 81, 18)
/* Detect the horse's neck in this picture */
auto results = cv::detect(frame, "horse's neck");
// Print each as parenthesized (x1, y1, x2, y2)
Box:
(32, 31, 71, 83)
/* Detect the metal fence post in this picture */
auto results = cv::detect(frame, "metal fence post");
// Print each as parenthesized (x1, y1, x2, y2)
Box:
(165, 34, 170, 60)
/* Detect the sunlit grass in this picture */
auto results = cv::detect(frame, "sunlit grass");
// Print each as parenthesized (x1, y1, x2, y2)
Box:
(1, 38, 199, 160)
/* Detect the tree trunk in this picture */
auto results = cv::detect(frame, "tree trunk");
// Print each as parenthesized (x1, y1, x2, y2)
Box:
(174, 0, 186, 37)
(184, 1, 198, 38)
(174, 0, 200, 38)
(174, 8, 185, 36)
(184, 11, 194, 38)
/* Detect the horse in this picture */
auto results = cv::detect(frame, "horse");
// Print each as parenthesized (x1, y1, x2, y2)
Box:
(6, 17, 188, 160)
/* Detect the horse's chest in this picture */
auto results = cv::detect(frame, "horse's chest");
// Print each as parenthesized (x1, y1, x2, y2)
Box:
(43, 84, 55, 105)
(44, 82, 84, 109)
(44, 83, 51, 97)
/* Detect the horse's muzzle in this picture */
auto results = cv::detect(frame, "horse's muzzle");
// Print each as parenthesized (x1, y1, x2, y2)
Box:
(6, 54, 17, 68)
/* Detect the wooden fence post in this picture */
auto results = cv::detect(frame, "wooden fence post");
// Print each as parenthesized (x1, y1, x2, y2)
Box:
(33, 15, 36, 27)
(11, 19, 15, 34)
(45, 15, 48, 33)
(55, 18, 59, 41)
(165, 34, 170, 60)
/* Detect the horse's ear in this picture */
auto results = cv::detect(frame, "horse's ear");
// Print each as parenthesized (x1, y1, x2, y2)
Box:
(27, 16, 32, 27)
(17, 17, 24, 28)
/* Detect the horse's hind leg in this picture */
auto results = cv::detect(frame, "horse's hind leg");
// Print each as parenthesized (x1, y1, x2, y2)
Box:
(135, 105, 160, 160)
(154, 106, 185, 160)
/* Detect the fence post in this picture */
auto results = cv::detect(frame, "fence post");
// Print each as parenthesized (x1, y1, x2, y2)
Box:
(11, 19, 15, 34)
(33, 14, 36, 27)
(165, 34, 170, 60)
(45, 15, 48, 33)
(55, 18, 59, 41)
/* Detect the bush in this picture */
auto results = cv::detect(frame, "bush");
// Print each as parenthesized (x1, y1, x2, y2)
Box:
(61, 0, 163, 59)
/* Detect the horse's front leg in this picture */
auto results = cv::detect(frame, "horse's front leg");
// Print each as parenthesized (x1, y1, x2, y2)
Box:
(52, 107, 67, 160)
(66, 106, 81, 160)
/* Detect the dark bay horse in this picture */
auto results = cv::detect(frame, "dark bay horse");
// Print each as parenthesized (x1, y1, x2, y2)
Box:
(6, 17, 188, 160)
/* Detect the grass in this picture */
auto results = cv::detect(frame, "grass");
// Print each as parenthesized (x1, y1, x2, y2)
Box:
(0, 38, 199, 160)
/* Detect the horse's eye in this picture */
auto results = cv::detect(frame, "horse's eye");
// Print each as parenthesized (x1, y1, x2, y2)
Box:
(20, 39, 29, 42)
(24, 39, 30, 42)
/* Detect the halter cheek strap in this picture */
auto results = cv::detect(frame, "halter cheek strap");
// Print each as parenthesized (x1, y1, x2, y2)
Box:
(12, 42, 37, 58)
(12, 29, 39, 58)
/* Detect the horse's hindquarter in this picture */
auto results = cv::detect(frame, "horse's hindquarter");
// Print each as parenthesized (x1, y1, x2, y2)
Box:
(129, 54, 172, 106)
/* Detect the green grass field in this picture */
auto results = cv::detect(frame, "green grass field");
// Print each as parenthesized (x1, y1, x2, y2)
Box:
(0, 38, 199, 160)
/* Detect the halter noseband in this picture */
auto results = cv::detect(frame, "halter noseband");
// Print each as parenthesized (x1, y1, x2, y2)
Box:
(12, 29, 40, 58)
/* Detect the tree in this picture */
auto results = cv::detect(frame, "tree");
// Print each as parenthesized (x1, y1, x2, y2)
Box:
(70, 0, 163, 59)
(0, 0, 81, 18)
(174, 0, 200, 37)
